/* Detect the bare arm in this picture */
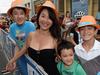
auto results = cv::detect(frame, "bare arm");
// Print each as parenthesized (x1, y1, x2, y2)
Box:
(11, 32, 32, 63)
(6, 32, 32, 71)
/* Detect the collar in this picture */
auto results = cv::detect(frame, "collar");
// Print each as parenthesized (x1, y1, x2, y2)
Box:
(80, 40, 100, 52)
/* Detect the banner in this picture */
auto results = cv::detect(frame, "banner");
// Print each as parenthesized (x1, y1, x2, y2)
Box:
(72, 0, 88, 18)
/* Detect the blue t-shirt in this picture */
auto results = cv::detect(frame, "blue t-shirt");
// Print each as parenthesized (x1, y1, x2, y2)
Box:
(9, 21, 36, 48)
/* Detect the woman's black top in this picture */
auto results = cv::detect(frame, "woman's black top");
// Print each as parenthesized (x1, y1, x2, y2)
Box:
(28, 47, 60, 75)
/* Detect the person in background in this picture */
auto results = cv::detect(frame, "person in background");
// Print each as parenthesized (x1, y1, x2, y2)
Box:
(6, 5, 36, 75)
(75, 15, 100, 75)
(0, 20, 3, 29)
(31, 14, 37, 23)
(96, 11, 100, 25)
(95, 11, 100, 41)
(2, 21, 9, 32)
(62, 11, 72, 27)
(59, 15, 64, 27)
(57, 39, 86, 75)
(61, 11, 77, 45)
(62, 11, 73, 36)
(6, 1, 61, 75)
(31, 14, 37, 28)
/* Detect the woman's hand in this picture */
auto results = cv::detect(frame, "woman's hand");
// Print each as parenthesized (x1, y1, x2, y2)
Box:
(6, 60, 16, 72)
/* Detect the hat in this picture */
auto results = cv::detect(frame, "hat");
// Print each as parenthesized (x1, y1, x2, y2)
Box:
(7, 5, 30, 17)
(39, 0, 57, 15)
(42, 0, 56, 10)
(77, 15, 100, 29)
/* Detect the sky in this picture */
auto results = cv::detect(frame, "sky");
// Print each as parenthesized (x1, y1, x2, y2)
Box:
(0, 0, 13, 13)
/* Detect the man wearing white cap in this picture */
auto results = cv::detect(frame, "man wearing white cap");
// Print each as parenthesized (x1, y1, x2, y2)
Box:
(75, 15, 100, 75)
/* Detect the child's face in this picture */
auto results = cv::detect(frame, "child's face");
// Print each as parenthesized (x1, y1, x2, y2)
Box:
(12, 8, 26, 25)
(79, 26, 97, 41)
(60, 48, 74, 67)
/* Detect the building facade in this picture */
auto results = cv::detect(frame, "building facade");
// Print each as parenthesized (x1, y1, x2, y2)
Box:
(11, 0, 100, 19)
(60, 0, 100, 17)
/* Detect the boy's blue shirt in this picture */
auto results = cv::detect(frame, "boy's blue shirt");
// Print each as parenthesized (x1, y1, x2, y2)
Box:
(9, 21, 36, 48)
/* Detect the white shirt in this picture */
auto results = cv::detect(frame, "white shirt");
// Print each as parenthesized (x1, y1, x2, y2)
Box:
(75, 40, 100, 61)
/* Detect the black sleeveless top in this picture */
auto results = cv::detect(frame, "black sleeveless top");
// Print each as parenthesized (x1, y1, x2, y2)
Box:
(28, 47, 60, 75)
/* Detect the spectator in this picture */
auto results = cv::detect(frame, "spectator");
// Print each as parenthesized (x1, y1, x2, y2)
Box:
(96, 12, 100, 25)
(31, 14, 37, 23)
(0, 20, 3, 28)
(95, 12, 100, 41)
(62, 11, 73, 34)
(31, 14, 37, 28)
(61, 11, 76, 45)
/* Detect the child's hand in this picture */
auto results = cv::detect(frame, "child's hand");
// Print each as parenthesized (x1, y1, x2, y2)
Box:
(6, 60, 16, 72)
(55, 55, 61, 63)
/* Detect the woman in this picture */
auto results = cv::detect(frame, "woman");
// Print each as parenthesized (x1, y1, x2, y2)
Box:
(6, 1, 61, 75)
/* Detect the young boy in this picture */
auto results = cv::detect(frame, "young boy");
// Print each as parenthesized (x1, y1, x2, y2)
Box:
(75, 15, 100, 75)
(57, 39, 86, 75)
(6, 5, 36, 75)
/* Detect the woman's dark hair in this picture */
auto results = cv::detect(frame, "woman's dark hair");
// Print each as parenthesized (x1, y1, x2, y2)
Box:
(57, 39, 75, 56)
(36, 6, 61, 42)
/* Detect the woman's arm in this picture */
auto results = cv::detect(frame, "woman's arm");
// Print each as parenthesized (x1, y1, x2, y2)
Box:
(11, 32, 32, 62)
(6, 32, 32, 71)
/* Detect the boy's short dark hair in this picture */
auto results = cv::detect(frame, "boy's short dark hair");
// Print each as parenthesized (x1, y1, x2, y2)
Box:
(57, 39, 75, 56)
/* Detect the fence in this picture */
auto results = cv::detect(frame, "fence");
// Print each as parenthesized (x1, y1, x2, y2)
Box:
(0, 29, 16, 61)
(0, 29, 16, 75)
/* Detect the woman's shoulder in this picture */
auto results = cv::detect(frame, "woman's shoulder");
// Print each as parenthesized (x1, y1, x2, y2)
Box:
(27, 31, 37, 42)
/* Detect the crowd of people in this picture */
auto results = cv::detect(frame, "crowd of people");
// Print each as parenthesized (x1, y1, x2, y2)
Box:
(0, 0, 100, 75)
(0, 16, 10, 32)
